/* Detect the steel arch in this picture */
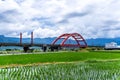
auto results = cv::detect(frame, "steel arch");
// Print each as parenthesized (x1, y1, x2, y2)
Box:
(52, 33, 87, 48)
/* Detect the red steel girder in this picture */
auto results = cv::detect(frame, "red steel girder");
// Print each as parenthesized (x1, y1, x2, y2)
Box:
(52, 33, 87, 48)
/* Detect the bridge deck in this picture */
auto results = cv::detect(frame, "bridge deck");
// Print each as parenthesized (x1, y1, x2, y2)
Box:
(0, 43, 60, 47)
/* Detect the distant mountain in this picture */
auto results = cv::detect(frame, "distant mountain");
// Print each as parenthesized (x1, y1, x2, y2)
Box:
(86, 37, 120, 46)
(0, 35, 120, 46)
(0, 35, 56, 44)
(0, 35, 4, 38)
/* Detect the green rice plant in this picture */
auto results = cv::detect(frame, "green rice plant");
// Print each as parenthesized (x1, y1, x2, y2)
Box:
(0, 61, 120, 80)
(1, 51, 120, 66)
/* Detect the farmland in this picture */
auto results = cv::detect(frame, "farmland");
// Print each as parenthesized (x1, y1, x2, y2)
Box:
(0, 51, 120, 79)
(0, 51, 120, 66)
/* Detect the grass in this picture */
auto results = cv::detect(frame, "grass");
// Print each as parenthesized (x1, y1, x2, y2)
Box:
(0, 51, 120, 66)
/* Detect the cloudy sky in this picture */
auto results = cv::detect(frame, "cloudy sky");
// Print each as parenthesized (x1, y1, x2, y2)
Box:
(0, 0, 120, 38)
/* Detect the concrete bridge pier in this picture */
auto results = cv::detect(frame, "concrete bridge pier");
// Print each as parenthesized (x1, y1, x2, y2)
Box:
(23, 46, 29, 52)
(42, 44, 47, 52)
(49, 45, 61, 52)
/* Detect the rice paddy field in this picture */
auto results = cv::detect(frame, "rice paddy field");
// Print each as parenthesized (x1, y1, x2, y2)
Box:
(0, 51, 120, 80)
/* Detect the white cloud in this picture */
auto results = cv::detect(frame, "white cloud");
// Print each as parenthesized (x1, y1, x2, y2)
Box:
(0, 0, 19, 12)
(0, 0, 120, 39)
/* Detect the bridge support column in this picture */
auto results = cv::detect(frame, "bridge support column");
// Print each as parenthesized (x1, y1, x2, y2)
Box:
(23, 46, 29, 52)
(50, 45, 61, 52)
(42, 44, 47, 52)
(20, 33, 22, 44)
(31, 32, 33, 45)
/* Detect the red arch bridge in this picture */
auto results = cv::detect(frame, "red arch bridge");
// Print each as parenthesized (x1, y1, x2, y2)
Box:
(0, 32, 87, 52)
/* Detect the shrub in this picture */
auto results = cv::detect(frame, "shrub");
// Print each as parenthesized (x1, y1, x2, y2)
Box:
(0, 51, 8, 54)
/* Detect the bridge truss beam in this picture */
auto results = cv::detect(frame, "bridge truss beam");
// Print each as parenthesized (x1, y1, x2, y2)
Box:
(52, 33, 87, 48)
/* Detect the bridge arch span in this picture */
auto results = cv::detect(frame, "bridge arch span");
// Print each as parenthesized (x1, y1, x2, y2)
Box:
(52, 33, 87, 48)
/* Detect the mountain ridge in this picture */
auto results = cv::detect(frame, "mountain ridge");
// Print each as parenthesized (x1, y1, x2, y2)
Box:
(0, 35, 120, 46)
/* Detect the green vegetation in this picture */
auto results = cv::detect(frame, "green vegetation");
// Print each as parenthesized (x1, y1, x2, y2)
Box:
(0, 61, 120, 80)
(0, 51, 120, 79)
(0, 51, 120, 66)
(0, 51, 8, 54)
